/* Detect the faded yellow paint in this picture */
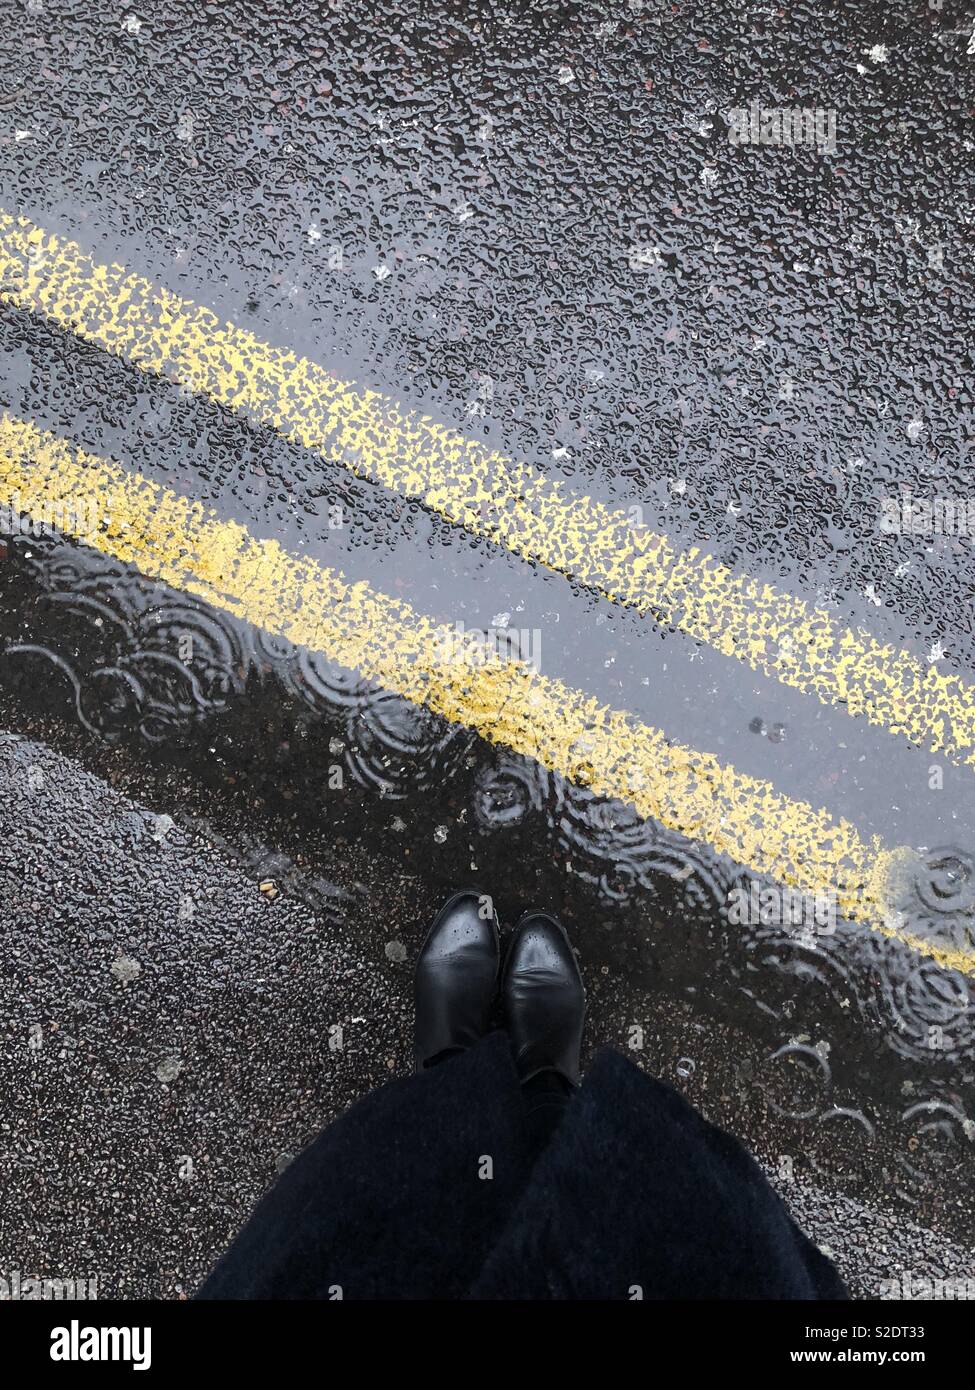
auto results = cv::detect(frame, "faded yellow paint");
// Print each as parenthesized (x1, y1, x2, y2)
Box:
(0, 211, 973, 771)
(0, 411, 970, 977)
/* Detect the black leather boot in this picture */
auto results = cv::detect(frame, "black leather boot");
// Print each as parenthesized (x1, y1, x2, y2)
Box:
(502, 910, 586, 1087)
(414, 890, 500, 1072)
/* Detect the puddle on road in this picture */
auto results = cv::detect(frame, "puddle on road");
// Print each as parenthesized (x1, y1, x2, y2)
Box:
(0, 0, 973, 1267)
(0, 529, 972, 1233)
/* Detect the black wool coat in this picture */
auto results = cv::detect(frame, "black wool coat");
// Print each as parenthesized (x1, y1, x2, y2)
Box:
(198, 1030, 847, 1300)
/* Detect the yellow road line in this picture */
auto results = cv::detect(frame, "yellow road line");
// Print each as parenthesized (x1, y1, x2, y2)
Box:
(1, 211, 974, 770)
(0, 411, 969, 977)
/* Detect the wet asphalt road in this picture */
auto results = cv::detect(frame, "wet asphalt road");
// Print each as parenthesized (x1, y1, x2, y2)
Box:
(0, 0, 973, 1297)
(2, 727, 974, 1300)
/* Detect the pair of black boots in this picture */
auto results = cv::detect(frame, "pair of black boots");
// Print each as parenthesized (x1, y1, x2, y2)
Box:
(414, 892, 586, 1093)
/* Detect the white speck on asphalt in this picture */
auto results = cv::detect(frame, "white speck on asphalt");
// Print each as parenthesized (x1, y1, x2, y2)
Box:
(156, 1055, 183, 1084)
(111, 956, 142, 984)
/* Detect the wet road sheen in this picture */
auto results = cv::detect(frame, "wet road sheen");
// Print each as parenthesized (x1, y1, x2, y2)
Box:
(0, 0, 973, 1283)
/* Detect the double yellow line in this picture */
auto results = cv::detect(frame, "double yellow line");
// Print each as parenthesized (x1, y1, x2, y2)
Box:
(0, 412, 964, 973)
(1, 211, 973, 769)
(0, 210, 970, 974)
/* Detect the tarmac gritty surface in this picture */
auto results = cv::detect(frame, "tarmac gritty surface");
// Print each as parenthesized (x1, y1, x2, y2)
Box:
(0, 0, 973, 1299)
(3, 729, 975, 1302)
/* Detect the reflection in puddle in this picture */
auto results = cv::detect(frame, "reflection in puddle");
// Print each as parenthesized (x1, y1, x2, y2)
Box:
(0, 529, 972, 1211)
